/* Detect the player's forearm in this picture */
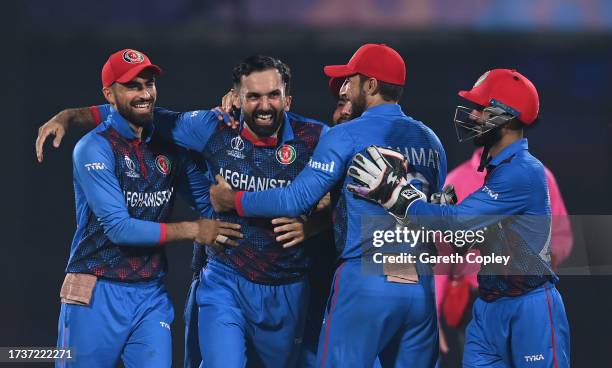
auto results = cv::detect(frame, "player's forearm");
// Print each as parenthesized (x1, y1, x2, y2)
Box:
(407, 200, 496, 232)
(104, 219, 198, 246)
(56, 107, 98, 129)
(241, 175, 328, 218)
(164, 221, 199, 243)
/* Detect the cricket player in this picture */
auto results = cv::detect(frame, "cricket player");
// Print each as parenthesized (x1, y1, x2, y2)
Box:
(50, 49, 242, 368)
(40, 102, 216, 368)
(348, 69, 570, 367)
(436, 146, 573, 366)
(210, 43, 446, 367)
(37, 58, 332, 368)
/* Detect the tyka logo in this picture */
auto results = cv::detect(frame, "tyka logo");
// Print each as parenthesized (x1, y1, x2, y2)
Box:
(84, 162, 106, 171)
(524, 354, 544, 362)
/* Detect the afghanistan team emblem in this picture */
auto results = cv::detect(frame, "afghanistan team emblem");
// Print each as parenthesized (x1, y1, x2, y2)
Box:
(123, 50, 145, 64)
(155, 155, 172, 175)
(276, 144, 296, 165)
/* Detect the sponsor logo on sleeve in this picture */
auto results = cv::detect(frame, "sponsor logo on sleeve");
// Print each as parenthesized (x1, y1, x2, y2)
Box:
(84, 162, 106, 171)
(481, 185, 499, 200)
(524, 354, 544, 362)
(307, 158, 335, 173)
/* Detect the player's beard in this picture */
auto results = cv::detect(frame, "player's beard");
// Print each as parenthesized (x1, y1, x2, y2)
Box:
(116, 98, 155, 127)
(349, 89, 367, 120)
(243, 107, 284, 137)
(473, 126, 502, 147)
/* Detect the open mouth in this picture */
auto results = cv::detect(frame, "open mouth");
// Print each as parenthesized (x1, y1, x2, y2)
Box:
(254, 112, 274, 126)
(132, 101, 153, 112)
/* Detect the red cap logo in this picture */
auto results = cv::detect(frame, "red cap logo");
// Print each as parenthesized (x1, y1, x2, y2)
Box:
(122, 50, 145, 64)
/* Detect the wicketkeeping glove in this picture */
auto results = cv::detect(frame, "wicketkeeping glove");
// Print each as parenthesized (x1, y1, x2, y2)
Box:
(347, 146, 426, 225)
(430, 185, 458, 205)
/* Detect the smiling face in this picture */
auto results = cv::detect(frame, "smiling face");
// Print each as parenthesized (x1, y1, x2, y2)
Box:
(236, 69, 290, 137)
(103, 69, 157, 126)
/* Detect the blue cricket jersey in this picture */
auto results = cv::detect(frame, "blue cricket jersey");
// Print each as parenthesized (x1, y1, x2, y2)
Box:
(67, 107, 209, 282)
(149, 108, 330, 284)
(93, 105, 215, 278)
(408, 138, 556, 301)
(237, 104, 447, 261)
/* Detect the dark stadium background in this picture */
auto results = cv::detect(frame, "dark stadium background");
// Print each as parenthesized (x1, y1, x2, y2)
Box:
(3, 1, 612, 366)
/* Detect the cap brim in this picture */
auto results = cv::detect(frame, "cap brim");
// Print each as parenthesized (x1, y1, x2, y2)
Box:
(115, 64, 163, 84)
(458, 90, 487, 106)
(324, 64, 355, 78)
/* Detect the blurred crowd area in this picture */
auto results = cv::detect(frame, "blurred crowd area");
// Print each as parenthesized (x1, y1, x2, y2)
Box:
(26, 0, 612, 30)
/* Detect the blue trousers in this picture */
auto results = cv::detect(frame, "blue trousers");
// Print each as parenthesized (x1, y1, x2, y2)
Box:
(184, 277, 202, 368)
(197, 260, 309, 368)
(316, 260, 439, 368)
(56, 278, 173, 368)
(463, 283, 570, 368)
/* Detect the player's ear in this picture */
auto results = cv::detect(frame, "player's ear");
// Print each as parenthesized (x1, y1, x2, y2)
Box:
(102, 86, 116, 105)
(367, 78, 379, 96)
(231, 88, 241, 109)
(284, 95, 293, 112)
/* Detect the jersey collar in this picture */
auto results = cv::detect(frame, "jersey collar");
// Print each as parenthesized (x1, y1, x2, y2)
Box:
(361, 103, 403, 118)
(239, 111, 294, 147)
(489, 138, 528, 166)
(108, 106, 155, 143)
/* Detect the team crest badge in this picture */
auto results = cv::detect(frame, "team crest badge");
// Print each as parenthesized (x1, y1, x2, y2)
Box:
(276, 144, 296, 165)
(155, 155, 172, 175)
(123, 50, 145, 64)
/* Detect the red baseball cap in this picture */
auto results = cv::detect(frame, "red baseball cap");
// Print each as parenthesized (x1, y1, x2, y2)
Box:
(101, 49, 162, 88)
(324, 44, 406, 86)
(328, 77, 344, 98)
(459, 69, 539, 124)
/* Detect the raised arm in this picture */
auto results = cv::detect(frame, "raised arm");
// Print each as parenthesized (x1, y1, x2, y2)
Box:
(36, 105, 109, 162)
